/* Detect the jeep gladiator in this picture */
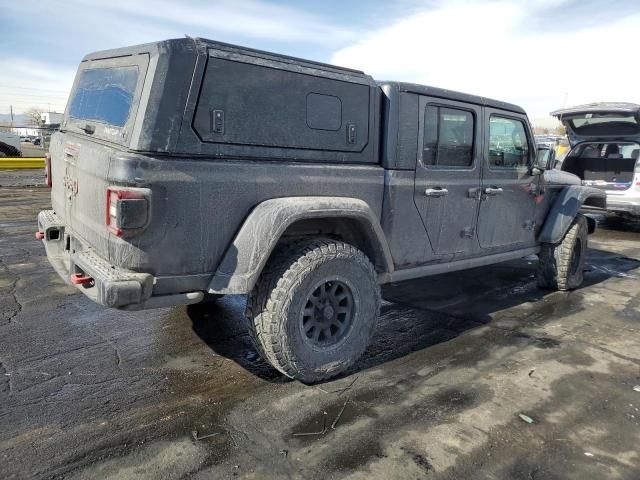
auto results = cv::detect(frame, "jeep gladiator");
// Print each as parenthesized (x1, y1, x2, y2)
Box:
(37, 38, 606, 382)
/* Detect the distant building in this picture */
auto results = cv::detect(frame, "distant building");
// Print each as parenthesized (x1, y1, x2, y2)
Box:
(11, 111, 63, 137)
(41, 112, 63, 127)
(11, 126, 40, 137)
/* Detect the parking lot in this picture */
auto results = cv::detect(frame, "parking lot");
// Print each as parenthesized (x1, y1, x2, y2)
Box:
(0, 174, 639, 480)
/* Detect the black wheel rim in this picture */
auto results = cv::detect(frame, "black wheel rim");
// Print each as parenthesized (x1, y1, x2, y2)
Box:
(569, 240, 582, 276)
(300, 280, 355, 348)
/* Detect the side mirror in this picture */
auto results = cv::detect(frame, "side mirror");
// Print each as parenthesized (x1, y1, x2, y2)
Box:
(533, 147, 555, 174)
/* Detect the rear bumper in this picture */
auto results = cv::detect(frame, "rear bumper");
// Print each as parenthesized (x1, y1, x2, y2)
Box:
(605, 197, 640, 216)
(37, 210, 204, 309)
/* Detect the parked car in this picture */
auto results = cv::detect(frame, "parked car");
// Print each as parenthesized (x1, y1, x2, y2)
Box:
(534, 135, 558, 149)
(0, 132, 22, 157)
(32, 137, 42, 146)
(37, 38, 606, 382)
(552, 103, 640, 217)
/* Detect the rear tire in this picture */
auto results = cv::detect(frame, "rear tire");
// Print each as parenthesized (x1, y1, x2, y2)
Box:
(245, 239, 380, 383)
(537, 214, 588, 291)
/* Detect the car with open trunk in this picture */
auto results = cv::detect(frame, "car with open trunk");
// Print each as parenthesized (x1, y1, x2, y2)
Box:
(552, 103, 640, 217)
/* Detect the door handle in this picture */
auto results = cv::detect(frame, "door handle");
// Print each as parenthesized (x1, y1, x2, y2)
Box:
(484, 187, 504, 196)
(425, 187, 449, 197)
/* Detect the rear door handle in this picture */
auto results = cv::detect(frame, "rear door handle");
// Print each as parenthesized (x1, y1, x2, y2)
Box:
(484, 187, 504, 196)
(425, 187, 449, 197)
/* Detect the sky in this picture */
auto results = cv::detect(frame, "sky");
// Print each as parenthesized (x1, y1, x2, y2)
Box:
(1, 0, 639, 126)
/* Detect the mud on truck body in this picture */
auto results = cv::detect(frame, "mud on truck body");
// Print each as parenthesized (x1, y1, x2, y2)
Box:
(37, 38, 606, 382)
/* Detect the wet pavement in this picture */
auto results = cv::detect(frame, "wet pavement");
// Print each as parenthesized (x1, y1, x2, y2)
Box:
(1, 181, 639, 479)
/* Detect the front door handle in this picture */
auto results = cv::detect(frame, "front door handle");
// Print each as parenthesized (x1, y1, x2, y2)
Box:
(484, 187, 504, 196)
(425, 187, 449, 197)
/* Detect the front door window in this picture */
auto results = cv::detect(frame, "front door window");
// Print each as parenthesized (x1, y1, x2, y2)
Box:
(488, 116, 530, 169)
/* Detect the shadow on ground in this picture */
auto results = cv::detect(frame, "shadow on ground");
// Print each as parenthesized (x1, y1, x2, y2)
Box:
(188, 246, 640, 383)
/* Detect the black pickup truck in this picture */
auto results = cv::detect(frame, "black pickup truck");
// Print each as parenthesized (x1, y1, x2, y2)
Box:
(37, 38, 605, 382)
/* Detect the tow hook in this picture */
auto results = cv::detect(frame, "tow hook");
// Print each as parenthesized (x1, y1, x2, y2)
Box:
(35, 231, 45, 240)
(70, 273, 94, 286)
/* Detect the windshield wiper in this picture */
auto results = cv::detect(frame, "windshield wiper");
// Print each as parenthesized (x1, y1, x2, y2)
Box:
(79, 123, 95, 134)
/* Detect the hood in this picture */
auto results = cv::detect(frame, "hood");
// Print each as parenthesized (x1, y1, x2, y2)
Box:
(551, 102, 640, 147)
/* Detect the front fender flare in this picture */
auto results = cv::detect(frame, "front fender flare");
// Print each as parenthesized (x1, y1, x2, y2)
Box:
(208, 197, 394, 294)
(538, 186, 606, 244)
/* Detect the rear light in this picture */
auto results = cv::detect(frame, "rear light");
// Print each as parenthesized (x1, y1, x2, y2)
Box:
(45, 152, 52, 187)
(106, 187, 151, 237)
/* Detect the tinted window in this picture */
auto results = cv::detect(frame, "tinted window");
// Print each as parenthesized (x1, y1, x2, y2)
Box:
(489, 116, 530, 168)
(69, 66, 139, 127)
(423, 106, 474, 167)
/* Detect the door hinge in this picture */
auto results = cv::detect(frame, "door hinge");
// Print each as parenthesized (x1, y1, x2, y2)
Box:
(460, 226, 475, 238)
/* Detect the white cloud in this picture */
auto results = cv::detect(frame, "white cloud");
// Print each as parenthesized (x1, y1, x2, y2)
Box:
(0, 58, 76, 115)
(331, 0, 640, 126)
(69, 0, 356, 45)
(0, 0, 358, 114)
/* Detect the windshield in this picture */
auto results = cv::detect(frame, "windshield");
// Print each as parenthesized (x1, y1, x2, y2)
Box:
(69, 66, 139, 127)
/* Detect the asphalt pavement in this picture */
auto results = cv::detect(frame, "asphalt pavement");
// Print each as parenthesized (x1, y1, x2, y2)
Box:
(1, 176, 639, 479)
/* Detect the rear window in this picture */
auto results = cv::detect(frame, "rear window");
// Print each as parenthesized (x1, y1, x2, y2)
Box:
(567, 113, 640, 136)
(69, 66, 139, 127)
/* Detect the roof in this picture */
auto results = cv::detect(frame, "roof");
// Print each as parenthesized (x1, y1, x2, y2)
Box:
(551, 102, 640, 117)
(82, 37, 367, 77)
(379, 81, 526, 114)
(193, 37, 366, 76)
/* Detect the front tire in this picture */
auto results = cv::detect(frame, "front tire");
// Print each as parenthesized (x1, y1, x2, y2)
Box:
(245, 239, 380, 383)
(537, 214, 588, 291)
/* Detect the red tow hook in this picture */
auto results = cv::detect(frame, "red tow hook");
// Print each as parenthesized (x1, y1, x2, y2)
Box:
(35, 231, 45, 240)
(70, 273, 93, 286)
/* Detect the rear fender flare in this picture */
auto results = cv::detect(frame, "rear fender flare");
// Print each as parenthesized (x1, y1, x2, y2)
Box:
(208, 197, 394, 294)
(538, 186, 606, 244)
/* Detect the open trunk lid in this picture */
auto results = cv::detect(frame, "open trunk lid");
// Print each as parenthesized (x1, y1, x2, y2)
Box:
(551, 103, 640, 147)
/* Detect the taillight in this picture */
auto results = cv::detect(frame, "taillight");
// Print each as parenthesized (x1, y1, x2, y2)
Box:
(45, 152, 52, 187)
(106, 187, 151, 237)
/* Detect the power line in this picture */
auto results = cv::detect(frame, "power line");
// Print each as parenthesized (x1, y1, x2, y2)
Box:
(0, 84, 70, 93)
(1, 93, 68, 98)
(0, 101, 66, 106)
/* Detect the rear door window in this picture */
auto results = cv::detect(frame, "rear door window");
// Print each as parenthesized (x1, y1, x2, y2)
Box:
(423, 106, 475, 168)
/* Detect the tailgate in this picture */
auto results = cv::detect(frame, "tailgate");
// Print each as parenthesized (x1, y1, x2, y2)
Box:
(49, 133, 113, 261)
(51, 51, 151, 260)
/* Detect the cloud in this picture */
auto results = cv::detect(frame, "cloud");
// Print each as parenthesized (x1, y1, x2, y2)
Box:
(0, 0, 358, 114)
(331, 0, 640, 125)
(0, 58, 76, 115)
(79, 0, 357, 44)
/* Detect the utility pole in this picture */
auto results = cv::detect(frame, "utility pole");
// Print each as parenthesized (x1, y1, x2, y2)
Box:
(10, 104, 14, 127)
